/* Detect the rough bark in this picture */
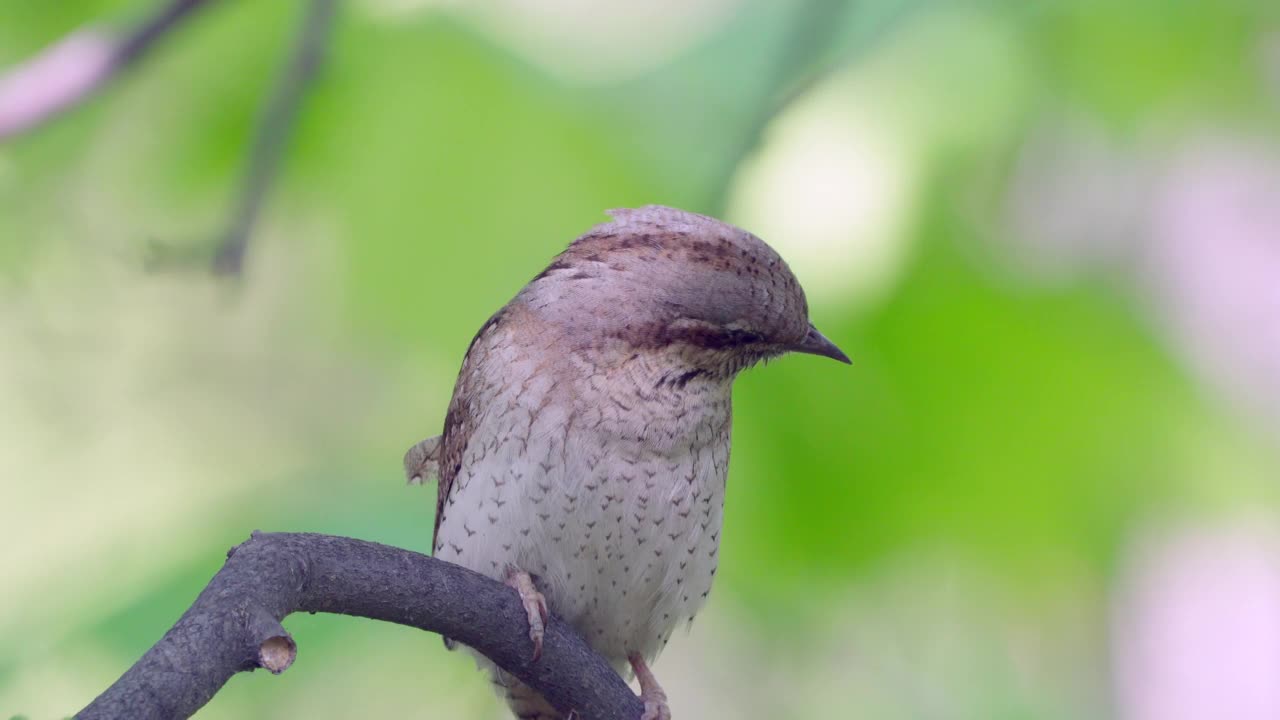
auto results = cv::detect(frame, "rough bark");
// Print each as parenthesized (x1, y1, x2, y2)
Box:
(77, 532, 645, 720)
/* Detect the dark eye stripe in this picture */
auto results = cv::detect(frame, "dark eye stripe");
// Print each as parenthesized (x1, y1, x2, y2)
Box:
(719, 328, 764, 345)
(612, 319, 764, 352)
(661, 324, 763, 351)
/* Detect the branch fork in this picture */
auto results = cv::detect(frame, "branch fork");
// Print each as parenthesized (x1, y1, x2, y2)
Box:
(77, 532, 645, 720)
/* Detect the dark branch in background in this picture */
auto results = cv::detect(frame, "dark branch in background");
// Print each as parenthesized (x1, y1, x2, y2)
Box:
(0, 0, 216, 140)
(0, 0, 335, 277)
(77, 532, 645, 720)
(704, 0, 921, 216)
(212, 0, 337, 276)
(114, 0, 213, 69)
(704, 0, 852, 216)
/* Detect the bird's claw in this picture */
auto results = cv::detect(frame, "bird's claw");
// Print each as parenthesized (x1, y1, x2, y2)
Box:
(629, 652, 672, 720)
(505, 566, 549, 662)
(640, 699, 672, 720)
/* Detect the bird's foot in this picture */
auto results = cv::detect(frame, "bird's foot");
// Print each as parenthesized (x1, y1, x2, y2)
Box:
(628, 652, 672, 720)
(505, 565, 549, 661)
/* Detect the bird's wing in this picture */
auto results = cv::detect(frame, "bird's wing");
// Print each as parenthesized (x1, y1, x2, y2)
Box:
(432, 307, 509, 554)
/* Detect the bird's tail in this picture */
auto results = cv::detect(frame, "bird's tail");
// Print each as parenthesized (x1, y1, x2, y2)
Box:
(492, 667, 564, 720)
(466, 646, 566, 719)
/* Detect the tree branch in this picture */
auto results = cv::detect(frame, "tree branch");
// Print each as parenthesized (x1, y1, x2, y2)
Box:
(212, 0, 337, 276)
(0, 0, 334, 277)
(705, 0, 853, 216)
(704, 0, 922, 216)
(0, 0, 217, 141)
(76, 532, 645, 720)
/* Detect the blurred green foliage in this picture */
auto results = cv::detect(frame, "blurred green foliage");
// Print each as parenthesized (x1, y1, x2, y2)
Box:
(2, 0, 1279, 718)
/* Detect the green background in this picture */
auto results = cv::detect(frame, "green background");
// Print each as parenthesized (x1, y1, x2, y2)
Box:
(3, 1, 1280, 718)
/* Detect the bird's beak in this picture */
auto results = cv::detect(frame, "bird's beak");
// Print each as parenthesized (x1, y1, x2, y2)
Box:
(790, 323, 851, 364)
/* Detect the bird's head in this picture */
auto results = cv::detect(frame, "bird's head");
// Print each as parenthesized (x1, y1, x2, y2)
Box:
(519, 205, 849, 378)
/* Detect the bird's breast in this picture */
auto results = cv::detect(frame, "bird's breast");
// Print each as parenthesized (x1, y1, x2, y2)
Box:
(434, 355, 733, 664)
(529, 387, 730, 662)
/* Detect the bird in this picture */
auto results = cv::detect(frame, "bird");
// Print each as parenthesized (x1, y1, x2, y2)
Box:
(404, 205, 849, 720)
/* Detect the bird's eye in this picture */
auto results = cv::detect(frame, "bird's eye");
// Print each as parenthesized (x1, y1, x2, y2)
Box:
(661, 319, 764, 351)
(716, 327, 763, 346)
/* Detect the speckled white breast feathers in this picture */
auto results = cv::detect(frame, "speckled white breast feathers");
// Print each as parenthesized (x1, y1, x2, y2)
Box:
(432, 316, 730, 665)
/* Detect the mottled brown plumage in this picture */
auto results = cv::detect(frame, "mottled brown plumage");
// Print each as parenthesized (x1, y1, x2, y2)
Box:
(434, 308, 507, 553)
(405, 206, 848, 720)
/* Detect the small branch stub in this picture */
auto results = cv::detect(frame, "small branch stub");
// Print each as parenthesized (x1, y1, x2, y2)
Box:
(257, 635, 296, 674)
